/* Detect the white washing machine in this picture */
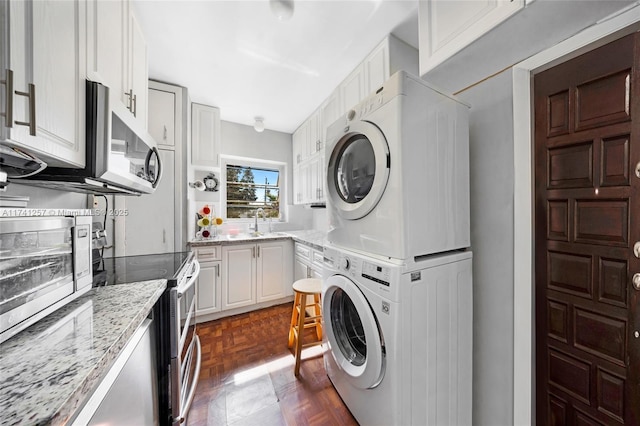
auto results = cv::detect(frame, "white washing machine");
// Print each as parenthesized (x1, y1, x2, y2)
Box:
(325, 70, 470, 261)
(322, 244, 473, 426)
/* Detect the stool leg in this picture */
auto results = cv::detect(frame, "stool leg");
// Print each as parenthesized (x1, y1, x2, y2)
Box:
(313, 293, 322, 340)
(288, 292, 300, 348)
(294, 294, 307, 377)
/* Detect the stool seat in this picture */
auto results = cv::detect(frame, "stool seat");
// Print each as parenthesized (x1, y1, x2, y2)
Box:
(288, 278, 323, 377)
(292, 278, 322, 295)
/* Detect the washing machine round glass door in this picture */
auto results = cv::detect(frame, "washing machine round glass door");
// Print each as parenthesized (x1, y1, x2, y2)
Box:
(323, 274, 385, 389)
(326, 121, 390, 220)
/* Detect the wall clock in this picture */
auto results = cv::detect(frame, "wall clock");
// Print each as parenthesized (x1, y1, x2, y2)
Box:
(203, 173, 219, 192)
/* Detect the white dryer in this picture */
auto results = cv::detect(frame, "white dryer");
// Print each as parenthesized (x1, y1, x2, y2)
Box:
(325, 70, 470, 261)
(322, 244, 473, 426)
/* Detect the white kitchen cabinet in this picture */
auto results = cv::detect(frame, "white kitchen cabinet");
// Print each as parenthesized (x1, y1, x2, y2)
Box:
(293, 147, 324, 205)
(191, 103, 221, 167)
(148, 85, 176, 148)
(307, 110, 322, 157)
(222, 240, 293, 310)
(418, 0, 524, 75)
(340, 63, 367, 113)
(256, 241, 294, 302)
(308, 155, 324, 204)
(1, 0, 86, 168)
(292, 164, 303, 205)
(193, 246, 222, 315)
(292, 119, 308, 166)
(86, 0, 148, 129)
(85, 0, 126, 112)
(127, 12, 148, 127)
(294, 242, 323, 279)
(196, 261, 221, 314)
(340, 34, 418, 114)
(221, 244, 256, 310)
(293, 108, 324, 205)
(321, 89, 341, 141)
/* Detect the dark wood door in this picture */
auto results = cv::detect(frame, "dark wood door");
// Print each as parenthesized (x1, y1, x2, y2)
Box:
(534, 33, 640, 425)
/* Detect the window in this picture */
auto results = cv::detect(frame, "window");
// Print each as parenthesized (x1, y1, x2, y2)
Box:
(225, 163, 281, 219)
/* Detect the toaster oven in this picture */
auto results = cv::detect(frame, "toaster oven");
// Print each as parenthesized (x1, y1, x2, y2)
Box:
(0, 213, 92, 343)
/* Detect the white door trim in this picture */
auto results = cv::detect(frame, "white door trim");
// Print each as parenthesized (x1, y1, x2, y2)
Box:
(511, 6, 640, 425)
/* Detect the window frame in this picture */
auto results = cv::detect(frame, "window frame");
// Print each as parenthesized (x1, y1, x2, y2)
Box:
(220, 156, 287, 222)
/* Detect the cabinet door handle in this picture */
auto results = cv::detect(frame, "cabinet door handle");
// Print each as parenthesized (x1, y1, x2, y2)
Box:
(163, 125, 167, 140)
(14, 83, 36, 136)
(257, 245, 260, 257)
(124, 89, 133, 111)
(216, 264, 220, 277)
(132, 93, 137, 117)
(252, 247, 255, 258)
(1, 69, 14, 128)
(163, 229, 166, 243)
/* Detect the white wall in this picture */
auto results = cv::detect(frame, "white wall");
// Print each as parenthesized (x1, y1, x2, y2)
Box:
(454, 70, 515, 425)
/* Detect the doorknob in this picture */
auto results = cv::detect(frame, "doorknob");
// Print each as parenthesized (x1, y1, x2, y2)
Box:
(633, 273, 640, 291)
(635, 160, 640, 178)
(635, 241, 640, 259)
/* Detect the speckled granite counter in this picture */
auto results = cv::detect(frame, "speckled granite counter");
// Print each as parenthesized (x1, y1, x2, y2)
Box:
(188, 230, 326, 251)
(285, 230, 326, 251)
(0, 279, 166, 426)
(188, 232, 291, 247)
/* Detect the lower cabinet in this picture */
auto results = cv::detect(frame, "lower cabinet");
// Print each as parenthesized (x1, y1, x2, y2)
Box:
(294, 242, 323, 280)
(193, 240, 293, 320)
(221, 244, 256, 310)
(222, 241, 293, 310)
(196, 261, 221, 315)
(193, 246, 222, 316)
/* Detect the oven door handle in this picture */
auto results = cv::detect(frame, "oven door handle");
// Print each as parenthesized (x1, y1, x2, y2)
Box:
(175, 334, 201, 424)
(177, 260, 200, 297)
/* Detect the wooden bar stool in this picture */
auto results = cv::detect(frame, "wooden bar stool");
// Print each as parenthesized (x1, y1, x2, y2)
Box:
(287, 278, 323, 376)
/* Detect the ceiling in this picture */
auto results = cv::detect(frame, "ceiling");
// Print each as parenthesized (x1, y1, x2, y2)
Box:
(133, 0, 419, 134)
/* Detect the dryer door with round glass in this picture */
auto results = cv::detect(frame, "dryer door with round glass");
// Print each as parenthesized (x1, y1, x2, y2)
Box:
(323, 274, 385, 389)
(326, 121, 390, 220)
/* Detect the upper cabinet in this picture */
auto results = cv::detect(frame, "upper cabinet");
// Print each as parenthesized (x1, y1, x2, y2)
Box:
(148, 84, 176, 148)
(418, 0, 524, 75)
(1, 0, 86, 167)
(87, 0, 148, 130)
(191, 102, 221, 168)
(340, 64, 367, 113)
(340, 34, 418, 113)
(417, 0, 632, 94)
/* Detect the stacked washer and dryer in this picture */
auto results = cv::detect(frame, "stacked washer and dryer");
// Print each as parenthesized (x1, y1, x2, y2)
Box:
(322, 71, 472, 426)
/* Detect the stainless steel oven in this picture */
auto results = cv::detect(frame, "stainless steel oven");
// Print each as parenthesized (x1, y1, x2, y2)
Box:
(0, 213, 92, 343)
(169, 257, 201, 425)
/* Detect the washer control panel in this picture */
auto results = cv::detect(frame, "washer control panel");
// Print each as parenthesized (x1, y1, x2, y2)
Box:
(362, 261, 390, 287)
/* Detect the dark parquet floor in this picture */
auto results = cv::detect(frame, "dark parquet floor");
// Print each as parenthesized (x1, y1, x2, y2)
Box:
(187, 302, 359, 426)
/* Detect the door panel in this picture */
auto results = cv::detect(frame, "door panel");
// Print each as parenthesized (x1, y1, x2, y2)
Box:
(534, 33, 639, 425)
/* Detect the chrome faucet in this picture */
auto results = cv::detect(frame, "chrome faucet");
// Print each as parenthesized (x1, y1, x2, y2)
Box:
(254, 208, 265, 233)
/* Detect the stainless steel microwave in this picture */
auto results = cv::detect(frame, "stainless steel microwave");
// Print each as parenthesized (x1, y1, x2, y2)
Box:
(22, 81, 161, 196)
(0, 213, 93, 343)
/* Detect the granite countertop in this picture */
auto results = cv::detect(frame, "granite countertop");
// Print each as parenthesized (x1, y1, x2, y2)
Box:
(0, 280, 167, 426)
(284, 230, 326, 251)
(188, 230, 326, 251)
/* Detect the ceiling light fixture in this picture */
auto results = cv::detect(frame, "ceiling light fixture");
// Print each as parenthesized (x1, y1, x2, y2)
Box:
(254, 116, 265, 133)
(270, 0, 294, 21)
